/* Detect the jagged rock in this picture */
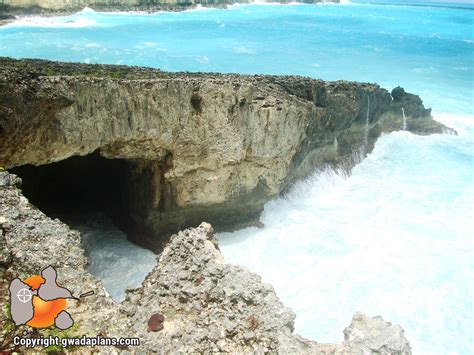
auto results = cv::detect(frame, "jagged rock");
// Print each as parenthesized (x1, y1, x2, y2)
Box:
(111, 222, 300, 352)
(0, 58, 449, 251)
(0, 172, 411, 353)
(102, 221, 411, 353)
(0, 171, 21, 187)
(343, 312, 412, 354)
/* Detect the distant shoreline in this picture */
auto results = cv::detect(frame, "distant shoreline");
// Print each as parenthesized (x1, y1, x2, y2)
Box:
(0, 1, 339, 22)
(0, 1, 340, 26)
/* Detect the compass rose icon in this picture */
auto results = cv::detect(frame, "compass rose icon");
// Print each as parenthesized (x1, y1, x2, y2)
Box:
(17, 288, 32, 303)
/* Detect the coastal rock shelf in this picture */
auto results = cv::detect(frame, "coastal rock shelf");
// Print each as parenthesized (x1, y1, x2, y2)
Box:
(0, 171, 411, 353)
(0, 58, 448, 251)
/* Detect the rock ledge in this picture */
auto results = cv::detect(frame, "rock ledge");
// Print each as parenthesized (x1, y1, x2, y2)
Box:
(0, 58, 451, 251)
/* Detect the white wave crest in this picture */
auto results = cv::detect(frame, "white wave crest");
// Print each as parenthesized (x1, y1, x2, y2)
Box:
(218, 131, 474, 354)
(183, 4, 214, 12)
(78, 6, 96, 14)
(9, 16, 98, 28)
(433, 112, 474, 137)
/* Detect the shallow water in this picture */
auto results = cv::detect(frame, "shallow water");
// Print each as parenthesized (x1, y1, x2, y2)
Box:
(2, 2, 473, 354)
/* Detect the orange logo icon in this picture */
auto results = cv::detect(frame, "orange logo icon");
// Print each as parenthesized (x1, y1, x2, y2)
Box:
(9, 266, 78, 330)
(23, 274, 67, 328)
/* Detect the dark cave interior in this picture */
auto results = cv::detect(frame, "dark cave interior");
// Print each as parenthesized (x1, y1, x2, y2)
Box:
(10, 152, 131, 227)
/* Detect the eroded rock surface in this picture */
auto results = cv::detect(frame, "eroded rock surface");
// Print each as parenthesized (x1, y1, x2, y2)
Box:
(111, 222, 412, 353)
(343, 312, 412, 354)
(0, 58, 450, 250)
(114, 223, 303, 352)
(0, 172, 411, 353)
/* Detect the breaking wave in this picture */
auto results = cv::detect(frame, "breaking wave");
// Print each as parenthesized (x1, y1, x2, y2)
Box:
(219, 125, 474, 354)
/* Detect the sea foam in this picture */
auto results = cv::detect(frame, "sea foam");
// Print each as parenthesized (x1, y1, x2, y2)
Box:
(9, 16, 98, 28)
(218, 130, 474, 354)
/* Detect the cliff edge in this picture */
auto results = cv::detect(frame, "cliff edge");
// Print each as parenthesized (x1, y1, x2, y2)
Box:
(0, 58, 450, 251)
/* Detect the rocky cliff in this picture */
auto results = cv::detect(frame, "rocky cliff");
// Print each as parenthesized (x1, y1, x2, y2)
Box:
(1, 0, 339, 15)
(0, 172, 411, 353)
(0, 58, 449, 251)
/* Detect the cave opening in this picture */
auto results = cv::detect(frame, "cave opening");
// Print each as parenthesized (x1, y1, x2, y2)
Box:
(10, 152, 132, 232)
(10, 152, 159, 301)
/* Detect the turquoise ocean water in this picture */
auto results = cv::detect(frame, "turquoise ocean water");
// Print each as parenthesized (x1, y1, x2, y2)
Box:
(1, 2, 473, 353)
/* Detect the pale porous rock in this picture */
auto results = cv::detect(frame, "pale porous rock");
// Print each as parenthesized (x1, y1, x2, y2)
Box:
(109, 222, 411, 353)
(1, 172, 411, 353)
(112, 223, 302, 353)
(0, 58, 450, 251)
(343, 312, 411, 354)
(0, 171, 116, 351)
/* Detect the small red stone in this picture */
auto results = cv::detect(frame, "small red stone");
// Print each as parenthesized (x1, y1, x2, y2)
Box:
(147, 313, 165, 332)
(194, 275, 204, 286)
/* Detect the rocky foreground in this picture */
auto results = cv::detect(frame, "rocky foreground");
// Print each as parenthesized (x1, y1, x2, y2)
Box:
(1, 171, 411, 353)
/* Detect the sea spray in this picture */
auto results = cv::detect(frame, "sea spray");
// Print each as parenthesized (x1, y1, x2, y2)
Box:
(71, 215, 157, 301)
(218, 130, 474, 354)
(402, 107, 407, 130)
(362, 95, 370, 156)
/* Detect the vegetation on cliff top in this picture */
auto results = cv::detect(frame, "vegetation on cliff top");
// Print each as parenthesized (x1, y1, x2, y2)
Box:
(0, 57, 171, 80)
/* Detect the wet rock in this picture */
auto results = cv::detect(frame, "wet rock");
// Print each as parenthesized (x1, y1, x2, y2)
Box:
(391, 86, 406, 101)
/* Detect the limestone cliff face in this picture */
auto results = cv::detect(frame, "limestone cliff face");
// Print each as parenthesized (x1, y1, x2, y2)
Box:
(0, 58, 448, 250)
(2, 0, 339, 14)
